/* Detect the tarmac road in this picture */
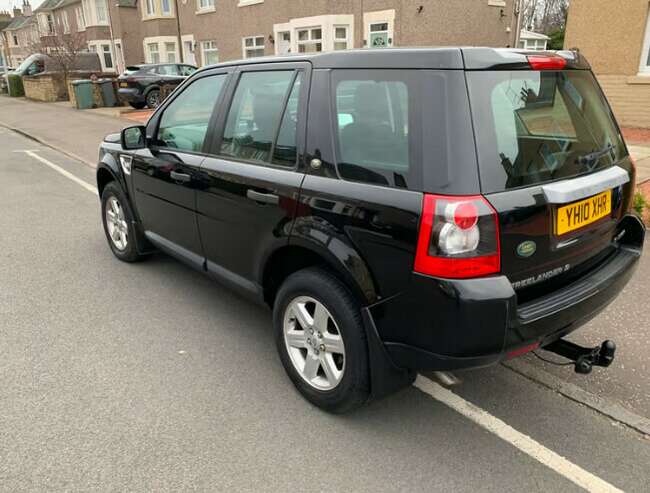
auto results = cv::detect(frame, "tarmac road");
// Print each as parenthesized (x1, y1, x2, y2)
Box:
(1, 127, 649, 492)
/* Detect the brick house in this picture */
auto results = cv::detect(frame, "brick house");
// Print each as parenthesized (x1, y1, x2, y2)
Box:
(1, 3, 37, 67)
(565, 0, 650, 128)
(131, 0, 518, 67)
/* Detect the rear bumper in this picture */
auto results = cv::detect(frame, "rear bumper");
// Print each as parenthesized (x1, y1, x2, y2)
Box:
(117, 88, 143, 104)
(366, 214, 645, 372)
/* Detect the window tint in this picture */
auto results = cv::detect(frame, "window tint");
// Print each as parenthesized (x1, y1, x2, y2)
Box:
(272, 72, 303, 167)
(157, 74, 227, 152)
(156, 64, 178, 75)
(333, 72, 411, 188)
(220, 71, 295, 163)
(467, 70, 627, 193)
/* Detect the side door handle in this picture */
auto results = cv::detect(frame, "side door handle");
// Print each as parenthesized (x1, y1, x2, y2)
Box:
(246, 189, 279, 205)
(171, 170, 191, 183)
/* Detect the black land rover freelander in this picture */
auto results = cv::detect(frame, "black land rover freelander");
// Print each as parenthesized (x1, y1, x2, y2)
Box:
(96, 48, 645, 413)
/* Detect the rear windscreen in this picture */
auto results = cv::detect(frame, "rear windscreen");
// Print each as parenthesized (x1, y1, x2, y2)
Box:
(467, 70, 627, 193)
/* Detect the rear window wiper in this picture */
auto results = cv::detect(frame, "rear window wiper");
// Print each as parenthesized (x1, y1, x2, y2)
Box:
(576, 143, 615, 167)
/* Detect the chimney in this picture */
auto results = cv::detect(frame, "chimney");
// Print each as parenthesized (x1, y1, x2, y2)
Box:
(12, 7, 22, 17)
(23, 0, 32, 17)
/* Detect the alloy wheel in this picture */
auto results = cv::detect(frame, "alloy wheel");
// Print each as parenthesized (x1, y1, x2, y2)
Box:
(105, 196, 128, 251)
(283, 296, 346, 391)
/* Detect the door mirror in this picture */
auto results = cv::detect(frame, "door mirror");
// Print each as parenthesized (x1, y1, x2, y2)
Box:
(121, 125, 146, 150)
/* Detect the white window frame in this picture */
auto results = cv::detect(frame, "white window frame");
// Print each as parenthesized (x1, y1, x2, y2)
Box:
(164, 42, 177, 63)
(197, 0, 215, 13)
(242, 35, 265, 58)
(95, 0, 108, 24)
(145, 0, 155, 16)
(142, 0, 174, 19)
(75, 7, 86, 31)
(274, 15, 354, 55)
(60, 11, 70, 34)
(333, 25, 349, 50)
(147, 42, 160, 63)
(201, 40, 219, 66)
(182, 34, 196, 66)
(639, 11, 650, 75)
(161, 0, 172, 16)
(81, 0, 109, 27)
(88, 40, 116, 72)
(363, 10, 395, 48)
(238, 0, 263, 6)
(296, 26, 323, 53)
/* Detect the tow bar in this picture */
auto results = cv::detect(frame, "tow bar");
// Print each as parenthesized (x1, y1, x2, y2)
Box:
(542, 339, 616, 374)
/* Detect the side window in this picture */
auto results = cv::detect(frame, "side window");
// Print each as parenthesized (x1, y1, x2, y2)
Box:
(179, 65, 196, 76)
(273, 72, 303, 167)
(156, 64, 178, 76)
(220, 70, 295, 163)
(157, 74, 227, 152)
(333, 71, 413, 189)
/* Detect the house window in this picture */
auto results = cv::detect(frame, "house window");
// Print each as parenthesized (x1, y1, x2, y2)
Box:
(165, 42, 177, 63)
(161, 0, 171, 15)
(369, 22, 389, 48)
(198, 0, 215, 11)
(297, 28, 322, 53)
(12, 34, 18, 46)
(61, 12, 70, 34)
(47, 14, 55, 35)
(95, 0, 108, 24)
(640, 11, 650, 74)
(148, 43, 160, 63)
(76, 7, 85, 30)
(145, 0, 155, 16)
(102, 44, 113, 70)
(243, 36, 265, 58)
(334, 26, 349, 50)
(201, 41, 219, 66)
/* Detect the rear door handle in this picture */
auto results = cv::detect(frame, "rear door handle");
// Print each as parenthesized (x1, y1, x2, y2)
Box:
(171, 170, 191, 183)
(246, 189, 279, 205)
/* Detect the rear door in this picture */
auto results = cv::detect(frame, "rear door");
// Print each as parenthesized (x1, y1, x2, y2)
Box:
(131, 70, 230, 263)
(466, 65, 633, 299)
(196, 62, 310, 291)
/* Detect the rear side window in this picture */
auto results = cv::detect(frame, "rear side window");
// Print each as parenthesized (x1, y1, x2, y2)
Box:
(333, 71, 414, 189)
(157, 74, 227, 152)
(220, 70, 296, 164)
(467, 70, 627, 193)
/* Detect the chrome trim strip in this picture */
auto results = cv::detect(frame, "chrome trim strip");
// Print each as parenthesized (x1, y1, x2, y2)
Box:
(542, 166, 629, 204)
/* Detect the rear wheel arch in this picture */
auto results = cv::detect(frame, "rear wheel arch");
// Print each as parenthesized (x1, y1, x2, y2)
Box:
(261, 244, 376, 308)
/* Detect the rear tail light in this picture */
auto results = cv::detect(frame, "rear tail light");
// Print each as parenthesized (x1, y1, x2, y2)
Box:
(414, 194, 500, 279)
(527, 55, 567, 70)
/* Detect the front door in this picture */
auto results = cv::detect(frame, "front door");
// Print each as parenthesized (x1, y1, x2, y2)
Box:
(131, 72, 230, 263)
(197, 63, 310, 293)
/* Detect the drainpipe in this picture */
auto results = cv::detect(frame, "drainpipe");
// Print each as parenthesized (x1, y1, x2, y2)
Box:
(106, 1, 122, 73)
(514, 0, 523, 49)
(174, 0, 183, 63)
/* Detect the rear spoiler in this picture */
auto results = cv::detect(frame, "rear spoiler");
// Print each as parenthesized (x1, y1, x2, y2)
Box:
(462, 48, 591, 71)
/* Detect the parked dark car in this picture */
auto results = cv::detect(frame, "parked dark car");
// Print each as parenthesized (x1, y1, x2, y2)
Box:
(117, 63, 197, 109)
(96, 48, 645, 413)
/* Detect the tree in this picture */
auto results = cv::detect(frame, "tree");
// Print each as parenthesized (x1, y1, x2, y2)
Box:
(520, 0, 569, 34)
(29, 26, 87, 84)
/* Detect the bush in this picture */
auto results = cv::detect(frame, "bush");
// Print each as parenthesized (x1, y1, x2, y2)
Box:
(7, 74, 24, 97)
(633, 191, 648, 217)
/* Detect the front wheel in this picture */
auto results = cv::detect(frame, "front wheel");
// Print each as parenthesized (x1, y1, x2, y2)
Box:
(273, 268, 370, 413)
(100, 181, 146, 262)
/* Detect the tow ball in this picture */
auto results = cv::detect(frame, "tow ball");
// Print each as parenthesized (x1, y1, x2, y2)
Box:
(542, 339, 616, 374)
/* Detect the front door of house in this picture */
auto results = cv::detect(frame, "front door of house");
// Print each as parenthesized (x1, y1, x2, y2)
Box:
(369, 22, 390, 48)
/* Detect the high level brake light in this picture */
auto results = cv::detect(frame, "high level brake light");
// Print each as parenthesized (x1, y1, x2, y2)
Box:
(527, 55, 567, 70)
(414, 194, 501, 279)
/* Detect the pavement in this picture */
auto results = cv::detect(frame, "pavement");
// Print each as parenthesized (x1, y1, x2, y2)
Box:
(1, 96, 650, 490)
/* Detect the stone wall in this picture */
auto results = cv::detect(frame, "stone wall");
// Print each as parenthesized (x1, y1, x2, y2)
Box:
(23, 74, 67, 102)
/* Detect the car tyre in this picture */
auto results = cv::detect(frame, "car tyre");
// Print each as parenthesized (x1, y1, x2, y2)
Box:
(273, 267, 370, 413)
(129, 102, 146, 110)
(145, 89, 161, 109)
(101, 181, 146, 263)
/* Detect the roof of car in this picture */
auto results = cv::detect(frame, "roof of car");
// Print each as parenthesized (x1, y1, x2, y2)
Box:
(195, 47, 589, 73)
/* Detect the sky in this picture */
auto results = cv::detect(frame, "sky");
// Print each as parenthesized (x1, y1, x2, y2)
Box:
(1, 0, 43, 15)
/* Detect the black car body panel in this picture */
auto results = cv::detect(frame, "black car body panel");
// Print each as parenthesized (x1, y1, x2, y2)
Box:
(117, 63, 197, 107)
(96, 48, 645, 396)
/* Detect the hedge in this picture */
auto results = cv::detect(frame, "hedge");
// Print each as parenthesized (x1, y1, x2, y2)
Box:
(7, 74, 25, 97)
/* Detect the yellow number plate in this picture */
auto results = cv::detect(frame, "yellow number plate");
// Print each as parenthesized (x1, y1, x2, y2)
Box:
(556, 190, 612, 235)
(119, 82, 128, 88)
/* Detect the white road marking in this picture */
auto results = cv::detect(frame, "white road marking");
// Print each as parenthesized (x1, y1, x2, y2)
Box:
(21, 150, 97, 195)
(414, 375, 623, 493)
